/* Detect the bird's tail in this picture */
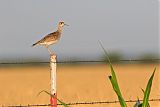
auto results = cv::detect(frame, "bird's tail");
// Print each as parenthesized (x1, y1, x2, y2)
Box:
(32, 40, 42, 47)
(32, 42, 39, 47)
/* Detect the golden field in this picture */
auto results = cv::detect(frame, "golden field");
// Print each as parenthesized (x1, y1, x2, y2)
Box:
(0, 64, 159, 107)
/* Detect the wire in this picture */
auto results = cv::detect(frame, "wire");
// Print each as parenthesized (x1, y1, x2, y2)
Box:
(3, 98, 160, 107)
(0, 59, 159, 65)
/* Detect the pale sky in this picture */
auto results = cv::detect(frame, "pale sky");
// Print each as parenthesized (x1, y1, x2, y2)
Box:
(0, 0, 159, 61)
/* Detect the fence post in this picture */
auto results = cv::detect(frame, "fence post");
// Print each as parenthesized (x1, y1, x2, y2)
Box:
(50, 54, 57, 107)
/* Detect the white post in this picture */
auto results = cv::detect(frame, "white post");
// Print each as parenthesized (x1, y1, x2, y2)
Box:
(50, 54, 57, 107)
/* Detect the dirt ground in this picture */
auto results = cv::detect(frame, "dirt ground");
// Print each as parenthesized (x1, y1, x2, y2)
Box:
(0, 64, 159, 107)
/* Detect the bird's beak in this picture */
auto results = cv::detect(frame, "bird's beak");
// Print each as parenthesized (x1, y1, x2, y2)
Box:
(64, 23, 69, 26)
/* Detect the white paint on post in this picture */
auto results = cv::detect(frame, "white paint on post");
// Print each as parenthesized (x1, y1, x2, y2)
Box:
(50, 54, 57, 96)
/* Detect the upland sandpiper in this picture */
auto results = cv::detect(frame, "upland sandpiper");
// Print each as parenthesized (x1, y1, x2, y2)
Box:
(32, 21, 68, 54)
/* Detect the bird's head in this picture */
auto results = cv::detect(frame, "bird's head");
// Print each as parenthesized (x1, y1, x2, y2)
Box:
(59, 21, 69, 27)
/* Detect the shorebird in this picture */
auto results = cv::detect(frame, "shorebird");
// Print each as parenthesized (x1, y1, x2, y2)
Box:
(32, 21, 68, 54)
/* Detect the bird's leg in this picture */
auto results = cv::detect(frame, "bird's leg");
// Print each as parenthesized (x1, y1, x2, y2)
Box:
(45, 45, 52, 55)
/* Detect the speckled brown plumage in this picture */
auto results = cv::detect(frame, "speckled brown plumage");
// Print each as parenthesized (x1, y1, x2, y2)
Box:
(32, 31, 61, 47)
(32, 21, 68, 54)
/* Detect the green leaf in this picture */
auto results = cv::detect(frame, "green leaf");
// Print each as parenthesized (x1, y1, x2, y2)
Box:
(142, 68, 156, 107)
(57, 99, 70, 107)
(99, 42, 127, 107)
(109, 76, 127, 107)
(37, 90, 70, 107)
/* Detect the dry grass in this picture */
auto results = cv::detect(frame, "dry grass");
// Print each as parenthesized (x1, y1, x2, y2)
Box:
(0, 64, 159, 107)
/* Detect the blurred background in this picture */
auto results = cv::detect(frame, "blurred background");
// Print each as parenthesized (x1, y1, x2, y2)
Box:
(0, 0, 159, 62)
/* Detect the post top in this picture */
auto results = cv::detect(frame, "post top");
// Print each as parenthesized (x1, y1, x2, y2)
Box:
(50, 53, 57, 62)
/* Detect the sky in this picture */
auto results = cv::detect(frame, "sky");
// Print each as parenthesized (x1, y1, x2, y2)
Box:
(0, 0, 159, 61)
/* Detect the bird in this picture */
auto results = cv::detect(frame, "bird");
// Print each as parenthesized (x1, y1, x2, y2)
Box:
(32, 21, 69, 54)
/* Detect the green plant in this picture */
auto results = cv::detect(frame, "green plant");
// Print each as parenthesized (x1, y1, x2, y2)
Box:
(99, 42, 127, 107)
(99, 42, 156, 107)
(141, 68, 155, 107)
(38, 90, 70, 107)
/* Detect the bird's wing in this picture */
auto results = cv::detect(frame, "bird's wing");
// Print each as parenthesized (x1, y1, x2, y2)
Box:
(38, 31, 61, 43)
(32, 31, 61, 46)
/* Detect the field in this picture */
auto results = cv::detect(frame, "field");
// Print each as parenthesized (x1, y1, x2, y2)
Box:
(0, 64, 159, 107)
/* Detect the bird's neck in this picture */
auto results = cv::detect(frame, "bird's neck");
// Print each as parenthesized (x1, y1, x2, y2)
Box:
(57, 26, 62, 33)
